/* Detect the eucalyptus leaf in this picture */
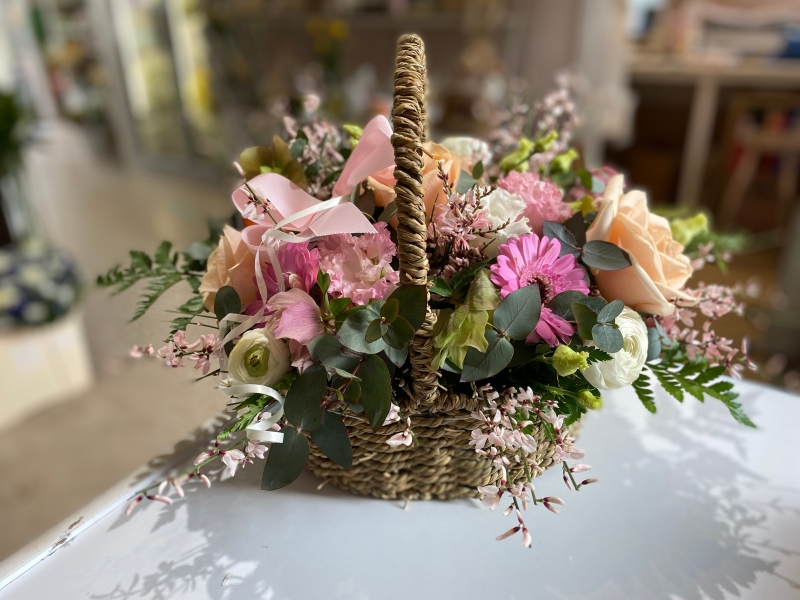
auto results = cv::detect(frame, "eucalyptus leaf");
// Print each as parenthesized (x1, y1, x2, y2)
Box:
(591, 323, 624, 353)
(542, 221, 580, 257)
(380, 298, 399, 323)
(365, 319, 388, 343)
(571, 302, 598, 340)
(383, 316, 414, 349)
(460, 330, 514, 382)
(214, 286, 241, 322)
(647, 327, 662, 362)
(359, 354, 392, 430)
(548, 291, 606, 320)
(310, 412, 353, 470)
(582, 241, 632, 271)
(456, 170, 477, 193)
(338, 310, 387, 354)
(284, 363, 326, 431)
(493, 285, 542, 340)
(345, 379, 361, 403)
(307, 334, 360, 372)
(382, 344, 409, 368)
(562, 211, 587, 247)
(329, 297, 351, 317)
(596, 299, 624, 324)
(261, 426, 309, 491)
(386, 285, 427, 331)
(472, 160, 484, 179)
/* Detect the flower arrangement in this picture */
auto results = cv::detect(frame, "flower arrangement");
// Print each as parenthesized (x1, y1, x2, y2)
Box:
(101, 44, 755, 546)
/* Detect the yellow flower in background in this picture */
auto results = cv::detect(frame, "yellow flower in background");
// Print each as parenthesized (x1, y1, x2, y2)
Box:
(670, 213, 709, 246)
(569, 194, 596, 216)
(499, 137, 535, 172)
(342, 124, 363, 149)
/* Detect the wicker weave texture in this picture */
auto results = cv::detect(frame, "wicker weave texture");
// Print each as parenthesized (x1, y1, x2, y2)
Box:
(305, 34, 578, 500)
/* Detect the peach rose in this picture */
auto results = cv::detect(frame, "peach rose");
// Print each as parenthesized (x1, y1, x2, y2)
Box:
(368, 142, 461, 227)
(585, 175, 696, 316)
(199, 225, 258, 311)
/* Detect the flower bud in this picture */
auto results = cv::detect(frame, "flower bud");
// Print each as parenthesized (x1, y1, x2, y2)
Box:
(577, 390, 603, 410)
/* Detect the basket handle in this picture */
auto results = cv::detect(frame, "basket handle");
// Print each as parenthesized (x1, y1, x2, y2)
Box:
(391, 34, 442, 411)
(391, 34, 429, 287)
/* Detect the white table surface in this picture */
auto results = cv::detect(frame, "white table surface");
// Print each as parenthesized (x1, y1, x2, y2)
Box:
(1, 379, 798, 600)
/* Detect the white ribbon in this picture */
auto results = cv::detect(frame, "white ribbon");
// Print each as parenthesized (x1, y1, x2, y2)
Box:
(220, 383, 286, 443)
(214, 198, 348, 444)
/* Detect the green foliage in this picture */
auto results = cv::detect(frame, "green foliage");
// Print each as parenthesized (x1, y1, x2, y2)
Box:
(456, 170, 478, 193)
(429, 277, 453, 297)
(581, 347, 613, 364)
(387, 285, 428, 330)
(216, 394, 269, 440)
(214, 285, 241, 322)
(472, 160, 484, 180)
(307, 334, 360, 372)
(548, 291, 606, 321)
(358, 354, 392, 430)
(571, 302, 598, 340)
(450, 258, 494, 302)
(637, 359, 755, 427)
(461, 330, 514, 382)
(310, 412, 353, 469)
(543, 221, 580, 257)
(581, 240, 632, 271)
(632, 372, 656, 413)
(97, 240, 205, 323)
(261, 426, 310, 491)
(284, 364, 327, 432)
(492, 285, 542, 340)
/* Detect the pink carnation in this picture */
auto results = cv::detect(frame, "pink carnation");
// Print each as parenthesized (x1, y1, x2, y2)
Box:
(490, 233, 589, 302)
(497, 171, 572, 234)
(317, 222, 399, 305)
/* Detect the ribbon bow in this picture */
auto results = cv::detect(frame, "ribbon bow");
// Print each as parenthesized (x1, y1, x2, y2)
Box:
(219, 115, 396, 442)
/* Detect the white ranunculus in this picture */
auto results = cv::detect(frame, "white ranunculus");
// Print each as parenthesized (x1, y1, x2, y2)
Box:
(228, 328, 291, 387)
(582, 307, 648, 390)
(473, 188, 532, 257)
(440, 136, 492, 170)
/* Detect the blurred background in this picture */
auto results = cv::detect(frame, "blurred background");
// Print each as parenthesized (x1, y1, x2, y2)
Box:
(1, 0, 799, 562)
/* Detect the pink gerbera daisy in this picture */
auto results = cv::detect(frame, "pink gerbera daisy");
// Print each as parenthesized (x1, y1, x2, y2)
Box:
(526, 307, 574, 347)
(490, 233, 589, 302)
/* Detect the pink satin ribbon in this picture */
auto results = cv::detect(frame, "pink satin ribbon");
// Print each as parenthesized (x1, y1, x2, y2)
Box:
(231, 115, 395, 254)
(217, 116, 395, 442)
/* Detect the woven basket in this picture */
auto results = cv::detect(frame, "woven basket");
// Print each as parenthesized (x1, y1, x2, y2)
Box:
(306, 34, 580, 500)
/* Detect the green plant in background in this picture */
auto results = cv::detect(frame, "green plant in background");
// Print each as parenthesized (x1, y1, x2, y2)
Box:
(0, 93, 28, 177)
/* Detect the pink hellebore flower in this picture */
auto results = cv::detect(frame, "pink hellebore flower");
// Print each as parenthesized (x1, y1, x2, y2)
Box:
(269, 288, 325, 346)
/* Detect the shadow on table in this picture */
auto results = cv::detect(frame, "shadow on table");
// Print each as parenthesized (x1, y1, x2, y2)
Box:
(89, 392, 799, 600)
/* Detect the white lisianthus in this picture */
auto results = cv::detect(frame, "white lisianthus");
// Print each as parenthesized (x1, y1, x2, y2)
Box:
(472, 188, 532, 257)
(440, 136, 492, 170)
(228, 328, 291, 386)
(582, 307, 648, 390)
